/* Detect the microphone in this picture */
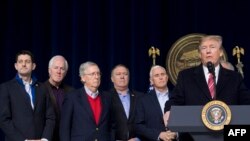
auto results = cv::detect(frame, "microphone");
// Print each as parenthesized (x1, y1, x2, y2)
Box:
(207, 61, 215, 75)
(207, 61, 216, 99)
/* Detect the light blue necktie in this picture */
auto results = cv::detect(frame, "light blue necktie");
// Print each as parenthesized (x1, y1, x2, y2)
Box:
(24, 82, 34, 109)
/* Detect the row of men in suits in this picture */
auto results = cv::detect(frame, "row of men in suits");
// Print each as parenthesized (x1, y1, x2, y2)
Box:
(59, 62, 176, 141)
(0, 50, 175, 141)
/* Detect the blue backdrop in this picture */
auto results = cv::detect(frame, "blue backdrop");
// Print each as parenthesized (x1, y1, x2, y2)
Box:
(1, 0, 249, 91)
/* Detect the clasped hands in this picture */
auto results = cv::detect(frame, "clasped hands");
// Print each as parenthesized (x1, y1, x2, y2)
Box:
(160, 111, 177, 141)
(159, 130, 177, 141)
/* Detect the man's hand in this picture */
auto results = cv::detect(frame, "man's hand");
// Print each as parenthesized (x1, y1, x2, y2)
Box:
(159, 130, 177, 141)
(163, 111, 170, 126)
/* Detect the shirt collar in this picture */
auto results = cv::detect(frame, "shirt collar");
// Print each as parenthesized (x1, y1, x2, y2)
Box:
(155, 89, 169, 97)
(84, 85, 99, 98)
(49, 81, 63, 89)
(117, 89, 129, 96)
(15, 73, 37, 86)
(203, 64, 220, 76)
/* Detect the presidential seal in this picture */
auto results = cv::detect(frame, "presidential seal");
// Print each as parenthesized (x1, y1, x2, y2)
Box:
(166, 33, 228, 85)
(201, 100, 232, 131)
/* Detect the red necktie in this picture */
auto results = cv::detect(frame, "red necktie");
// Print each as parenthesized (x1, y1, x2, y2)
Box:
(208, 73, 215, 98)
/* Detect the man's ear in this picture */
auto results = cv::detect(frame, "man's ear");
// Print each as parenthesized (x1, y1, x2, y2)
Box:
(220, 51, 223, 57)
(111, 76, 114, 83)
(80, 75, 86, 83)
(14, 63, 18, 71)
(150, 78, 153, 85)
(32, 63, 36, 70)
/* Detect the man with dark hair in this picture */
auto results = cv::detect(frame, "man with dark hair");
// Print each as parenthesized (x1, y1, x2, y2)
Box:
(0, 50, 55, 141)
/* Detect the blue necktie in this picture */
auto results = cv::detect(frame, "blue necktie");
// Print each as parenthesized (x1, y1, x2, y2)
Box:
(24, 82, 34, 109)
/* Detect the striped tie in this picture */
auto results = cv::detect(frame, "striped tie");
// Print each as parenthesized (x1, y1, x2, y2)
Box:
(208, 73, 215, 99)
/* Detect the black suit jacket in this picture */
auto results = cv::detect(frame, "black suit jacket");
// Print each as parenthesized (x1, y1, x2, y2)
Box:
(44, 80, 74, 141)
(107, 88, 144, 140)
(135, 89, 173, 141)
(165, 64, 250, 112)
(60, 87, 112, 141)
(0, 78, 55, 141)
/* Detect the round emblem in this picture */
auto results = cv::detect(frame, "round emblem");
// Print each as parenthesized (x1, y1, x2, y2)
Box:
(166, 33, 228, 85)
(201, 100, 232, 131)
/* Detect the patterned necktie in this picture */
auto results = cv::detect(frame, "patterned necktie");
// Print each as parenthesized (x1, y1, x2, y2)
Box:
(208, 73, 215, 99)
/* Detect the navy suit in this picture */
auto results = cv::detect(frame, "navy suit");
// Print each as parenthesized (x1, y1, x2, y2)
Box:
(0, 78, 55, 141)
(60, 87, 112, 141)
(165, 64, 250, 111)
(107, 88, 144, 140)
(135, 89, 172, 141)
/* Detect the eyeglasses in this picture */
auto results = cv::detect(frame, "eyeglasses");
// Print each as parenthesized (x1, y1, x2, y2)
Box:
(85, 72, 102, 77)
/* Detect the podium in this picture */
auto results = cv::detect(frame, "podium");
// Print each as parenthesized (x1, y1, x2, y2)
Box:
(168, 105, 250, 141)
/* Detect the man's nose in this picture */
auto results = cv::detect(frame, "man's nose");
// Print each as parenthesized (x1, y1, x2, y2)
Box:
(22, 62, 27, 66)
(206, 48, 212, 53)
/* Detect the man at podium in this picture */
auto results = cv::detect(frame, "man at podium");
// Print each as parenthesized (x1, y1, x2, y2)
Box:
(164, 35, 250, 141)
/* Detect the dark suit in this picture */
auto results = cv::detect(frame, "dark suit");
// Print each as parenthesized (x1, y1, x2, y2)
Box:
(60, 87, 112, 141)
(44, 80, 74, 141)
(164, 65, 250, 141)
(135, 89, 172, 141)
(0, 78, 55, 141)
(165, 64, 250, 111)
(107, 88, 143, 140)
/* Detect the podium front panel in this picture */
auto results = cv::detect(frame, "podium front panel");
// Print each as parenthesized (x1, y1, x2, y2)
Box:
(168, 105, 250, 132)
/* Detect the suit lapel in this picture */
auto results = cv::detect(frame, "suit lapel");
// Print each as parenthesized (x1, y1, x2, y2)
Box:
(149, 90, 163, 116)
(216, 67, 229, 97)
(128, 91, 136, 121)
(99, 92, 109, 125)
(13, 80, 34, 111)
(113, 90, 128, 120)
(193, 65, 212, 100)
(44, 81, 58, 112)
(112, 89, 136, 121)
(79, 88, 96, 122)
(34, 83, 47, 112)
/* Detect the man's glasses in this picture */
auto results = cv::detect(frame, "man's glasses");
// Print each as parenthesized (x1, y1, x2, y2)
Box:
(84, 72, 102, 77)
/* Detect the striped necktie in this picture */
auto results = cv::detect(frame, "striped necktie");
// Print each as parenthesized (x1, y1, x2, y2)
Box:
(208, 73, 215, 99)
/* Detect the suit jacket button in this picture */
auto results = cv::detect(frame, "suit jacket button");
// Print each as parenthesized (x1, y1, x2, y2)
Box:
(96, 128, 99, 131)
(95, 139, 98, 141)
